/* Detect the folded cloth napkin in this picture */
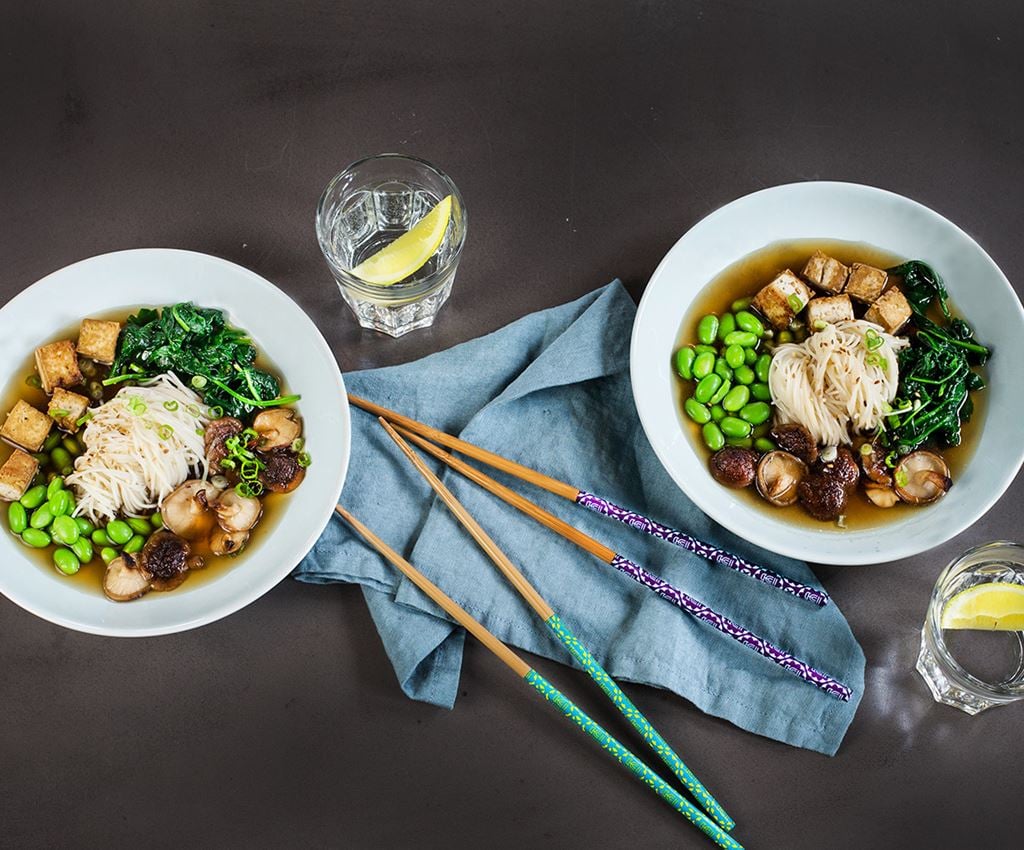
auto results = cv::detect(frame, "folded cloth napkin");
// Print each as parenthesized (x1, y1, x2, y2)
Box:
(297, 282, 865, 755)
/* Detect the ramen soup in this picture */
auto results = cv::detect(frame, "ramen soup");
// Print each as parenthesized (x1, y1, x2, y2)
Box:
(0, 303, 310, 601)
(672, 240, 988, 529)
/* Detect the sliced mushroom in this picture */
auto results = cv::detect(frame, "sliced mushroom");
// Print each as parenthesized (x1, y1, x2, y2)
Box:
(709, 448, 758, 488)
(859, 441, 893, 487)
(210, 526, 250, 556)
(894, 451, 952, 505)
(103, 554, 152, 602)
(205, 417, 244, 471)
(260, 449, 305, 494)
(161, 479, 220, 541)
(756, 451, 808, 506)
(141, 531, 191, 581)
(864, 482, 899, 508)
(253, 408, 302, 452)
(770, 423, 819, 465)
(213, 489, 262, 533)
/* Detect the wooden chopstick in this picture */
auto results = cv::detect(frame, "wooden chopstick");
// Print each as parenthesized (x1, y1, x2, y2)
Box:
(377, 418, 736, 831)
(334, 505, 744, 850)
(347, 393, 828, 607)
(392, 424, 853, 703)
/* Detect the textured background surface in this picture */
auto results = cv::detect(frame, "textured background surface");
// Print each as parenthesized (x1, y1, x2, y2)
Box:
(1, 2, 1022, 847)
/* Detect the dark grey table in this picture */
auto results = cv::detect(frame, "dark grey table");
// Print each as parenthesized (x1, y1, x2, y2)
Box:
(2, 3, 1022, 847)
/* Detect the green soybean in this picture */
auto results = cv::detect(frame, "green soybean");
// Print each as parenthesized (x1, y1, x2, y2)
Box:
(61, 436, 82, 456)
(53, 548, 81, 576)
(744, 347, 758, 365)
(724, 344, 745, 369)
(751, 382, 772, 401)
(716, 312, 736, 343)
(674, 347, 696, 380)
(697, 315, 719, 345)
(123, 534, 146, 554)
(694, 373, 722, 404)
(739, 402, 772, 425)
(30, 504, 54, 530)
(151, 512, 163, 529)
(693, 344, 718, 355)
(755, 354, 772, 384)
(725, 436, 754, 448)
(50, 447, 73, 475)
(51, 515, 80, 546)
(127, 517, 153, 536)
(46, 476, 65, 500)
(722, 385, 750, 412)
(42, 432, 61, 452)
(8, 502, 28, 535)
(735, 310, 765, 337)
(21, 528, 51, 548)
(730, 297, 752, 313)
(684, 398, 712, 424)
(702, 422, 725, 451)
(32, 452, 50, 467)
(692, 352, 715, 380)
(100, 547, 119, 565)
(710, 404, 726, 422)
(106, 520, 133, 546)
(754, 438, 777, 453)
(92, 529, 112, 546)
(752, 423, 772, 439)
(48, 489, 73, 518)
(720, 416, 753, 439)
(724, 331, 758, 348)
(71, 537, 94, 563)
(20, 485, 47, 509)
(714, 358, 733, 382)
(777, 330, 794, 344)
(708, 378, 732, 406)
(734, 365, 756, 385)
(75, 517, 95, 535)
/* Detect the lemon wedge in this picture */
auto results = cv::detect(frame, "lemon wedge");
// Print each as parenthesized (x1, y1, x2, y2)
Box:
(941, 582, 1024, 630)
(350, 195, 452, 286)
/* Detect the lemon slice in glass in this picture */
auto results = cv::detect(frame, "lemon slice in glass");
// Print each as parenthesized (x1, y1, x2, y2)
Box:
(350, 195, 452, 286)
(941, 582, 1024, 630)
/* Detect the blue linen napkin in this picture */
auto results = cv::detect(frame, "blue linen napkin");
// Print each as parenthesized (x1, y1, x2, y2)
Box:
(296, 282, 865, 755)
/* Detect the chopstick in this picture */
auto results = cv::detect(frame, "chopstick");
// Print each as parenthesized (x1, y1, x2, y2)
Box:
(335, 505, 745, 850)
(347, 394, 828, 607)
(393, 425, 853, 703)
(378, 418, 736, 830)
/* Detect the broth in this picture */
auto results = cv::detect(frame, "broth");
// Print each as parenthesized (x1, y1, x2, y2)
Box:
(0, 308, 297, 595)
(674, 239, 987, 530)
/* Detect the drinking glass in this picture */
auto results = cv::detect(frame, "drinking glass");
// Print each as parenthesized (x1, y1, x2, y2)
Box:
(917, 541, 1024, 714)
(316, 154, 467, 337)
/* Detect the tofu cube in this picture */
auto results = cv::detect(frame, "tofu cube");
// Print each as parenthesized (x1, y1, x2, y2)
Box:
(1, 400, 53, 452)
(0, 449, 39, 502)
(845, 262, 888, 303)
(34, 340, 84, 395)
(48, 388, 91, 433)
(864, 286, 913, 334)
(806, 295, 855, 328)
(751, 270, 814, 330)
(77, 319, 122, 365)
(802, 251, 849, 294)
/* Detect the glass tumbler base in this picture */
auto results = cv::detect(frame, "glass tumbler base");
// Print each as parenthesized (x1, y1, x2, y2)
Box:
(338, 279, 453, 338)
(916, 629, 1002, 715)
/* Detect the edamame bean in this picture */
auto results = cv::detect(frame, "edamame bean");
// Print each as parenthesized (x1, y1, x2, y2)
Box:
(724, 344, 745, 369)
(61, 436, 82, 456)
(20, 485, 47, 509)
(777, 330, 794, 344)
(46, 476, 64, 500)
(674, 347, 696, 380)
(105, 520, 133, 546)
(752, 423, 772, 439)
(21, 528, 51, 548)
(692, 352, 716, 380)
(714, 358, 733, 382)
(32, 452, 50, 467)
(123, 534, 146, 554)
(735, 310, 765, 337)
(708, 377, 732, 406)
(716, 313, 736, 344)
(127, 517, 153, 536)
(697, 315, 719, 345)
(725, 436, 754, 448)
(724, 331, 758, 348)
(693, 344, 718, 356)
(755, 354, 772, 384)
(754, 438, 777, 453)
(702, 422, 725, 451)
(694, 373, 722, 404)
(734, 365, 755, 385)
(48, 489, 73, 518)
(53, 548, 81, 576)
(92, 529, 112, 546)
(730, 297, 752, 312)
(710, 404, 726, 422)
(42, 432, 61, 452)
(50, 447, 73, 476)
(739, 402, 772, 425)
(71, 537, 94, 563)
(722, 385, 750, 412)
(30, 504, 54, 530)
(51, 515, 80, 546)
(743, 347, 758, 365)
(8, 502, 28, 535)
(684, 398, 712, 424)
(75, 517, 95, 535)
(100, 547, 119, 565)
(720, 416, 753, 439)
(151, 512, 163, 529)
(751, 382, 772, 401)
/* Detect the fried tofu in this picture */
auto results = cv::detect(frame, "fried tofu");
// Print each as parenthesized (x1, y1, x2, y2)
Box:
(864, 286, 912, 334)
(802, 251, 849, 294)
(34, 340, 84, 395)
(806, 295, 854, 328)
(1, 400, 53, 452)
(0, 449, 39, 502)
(48, 388, 91, 433)
(845, 262, 888, 303)
(77, 319, 122, 365)
(751, 270, 813, 330)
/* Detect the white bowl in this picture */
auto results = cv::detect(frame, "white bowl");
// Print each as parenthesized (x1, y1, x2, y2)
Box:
(631, 182, 1024, 565)
(0, 249, 349, 634)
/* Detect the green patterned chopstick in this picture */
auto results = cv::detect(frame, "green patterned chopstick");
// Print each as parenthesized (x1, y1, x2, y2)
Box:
(336, 506, 745, 850)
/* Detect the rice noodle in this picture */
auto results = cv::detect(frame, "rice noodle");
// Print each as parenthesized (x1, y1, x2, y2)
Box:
(66, 373, 210, 521)
(768, 320, 909, 446)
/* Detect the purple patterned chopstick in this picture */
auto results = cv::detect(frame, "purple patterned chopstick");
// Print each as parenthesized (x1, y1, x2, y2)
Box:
(575, 491, 830, 607)
(608, 555, 851, 701)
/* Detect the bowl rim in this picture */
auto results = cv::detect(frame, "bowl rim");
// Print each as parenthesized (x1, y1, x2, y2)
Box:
(630, 180, 1024, 565)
